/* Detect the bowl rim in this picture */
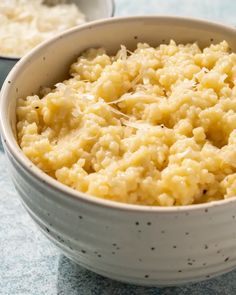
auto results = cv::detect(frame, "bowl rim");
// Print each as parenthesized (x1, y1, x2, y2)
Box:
(1, 15, 236, 213)
(0, 0, 116, 61)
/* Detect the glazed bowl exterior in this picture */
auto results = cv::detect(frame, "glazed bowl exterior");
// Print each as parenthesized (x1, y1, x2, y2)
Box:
(1, 16, 236, 286)
(0, 0, 115, 88)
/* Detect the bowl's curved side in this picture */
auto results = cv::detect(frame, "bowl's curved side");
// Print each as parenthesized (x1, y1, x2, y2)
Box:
(5, 141, 236, 285)
(2, 16, 236, 285)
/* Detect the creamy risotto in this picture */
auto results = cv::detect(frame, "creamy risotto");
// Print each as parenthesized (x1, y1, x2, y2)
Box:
(17, 41, 236, 206)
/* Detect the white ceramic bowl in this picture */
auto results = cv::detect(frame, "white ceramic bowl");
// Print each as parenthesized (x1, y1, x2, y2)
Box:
(1, 16, 236, 286)
(0, 0, 115, 87)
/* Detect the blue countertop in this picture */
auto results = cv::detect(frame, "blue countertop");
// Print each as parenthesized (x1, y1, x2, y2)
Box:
(1, 1, 236, 294)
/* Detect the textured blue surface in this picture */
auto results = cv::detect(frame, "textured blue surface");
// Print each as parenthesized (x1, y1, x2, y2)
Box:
(1, 1, 236, 294)
(115, 0, 235, 25)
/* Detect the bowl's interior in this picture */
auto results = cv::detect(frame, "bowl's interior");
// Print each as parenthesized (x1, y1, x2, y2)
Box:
(1, 16, 236, 209)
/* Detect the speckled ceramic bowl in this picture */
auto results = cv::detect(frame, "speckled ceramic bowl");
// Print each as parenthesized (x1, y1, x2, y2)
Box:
(0, 0, 115, 87)
(1, 16, 236, 286)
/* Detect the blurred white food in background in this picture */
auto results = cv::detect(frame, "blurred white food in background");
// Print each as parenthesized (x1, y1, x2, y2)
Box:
(0, 0, 85, 58)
